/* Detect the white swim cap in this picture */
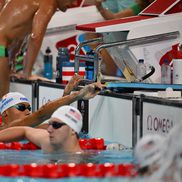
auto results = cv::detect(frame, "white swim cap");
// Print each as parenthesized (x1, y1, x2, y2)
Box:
(0, 92, 30, 114)
(51, 105, 83, 133)
(134, 134, 165, 168)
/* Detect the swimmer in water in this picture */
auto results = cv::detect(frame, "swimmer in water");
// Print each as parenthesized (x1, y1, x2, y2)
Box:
(0, 105, 85, 153)
(134, 134, 165, 176)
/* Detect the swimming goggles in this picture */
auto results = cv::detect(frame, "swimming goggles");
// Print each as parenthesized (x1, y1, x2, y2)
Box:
(48, 121, 66, 129)
(12, 104, 31, 112)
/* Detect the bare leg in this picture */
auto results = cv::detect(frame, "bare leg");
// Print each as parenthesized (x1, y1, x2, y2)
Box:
(0, 57, 10, 98)
(99, 48, 118, 76)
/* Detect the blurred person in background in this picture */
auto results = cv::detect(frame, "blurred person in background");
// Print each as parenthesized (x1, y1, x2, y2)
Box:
(152, 123, 182, 182)
(85, 0, 154, 76)
(134, 134, 165, 176)
(95, 0, 154, 20)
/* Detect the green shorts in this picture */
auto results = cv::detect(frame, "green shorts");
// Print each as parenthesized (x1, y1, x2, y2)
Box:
(0, 45, 8, 57)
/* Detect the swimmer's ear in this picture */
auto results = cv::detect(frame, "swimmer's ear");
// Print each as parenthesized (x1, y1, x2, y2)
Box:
(2, 111, 7, 117)
(71, 129, 76, 136)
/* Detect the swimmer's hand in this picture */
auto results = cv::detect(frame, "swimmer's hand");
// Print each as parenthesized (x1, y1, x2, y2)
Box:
(63, 74, 84, 97)
(79, 82, 105, 100)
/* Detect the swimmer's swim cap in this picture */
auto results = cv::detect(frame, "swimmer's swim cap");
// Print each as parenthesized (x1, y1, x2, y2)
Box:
(51, 105, 83, 133)
(0, 92, 30, 114)
(134, 134, 165, 168)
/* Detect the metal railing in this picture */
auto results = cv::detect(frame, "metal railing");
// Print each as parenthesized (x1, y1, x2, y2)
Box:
(74, 31, 179, 82)
(74, 37, 103, 74)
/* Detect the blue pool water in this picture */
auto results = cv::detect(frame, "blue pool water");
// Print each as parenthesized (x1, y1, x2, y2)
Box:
(0, 177, 135, 182)
(0, 149, 133, 164)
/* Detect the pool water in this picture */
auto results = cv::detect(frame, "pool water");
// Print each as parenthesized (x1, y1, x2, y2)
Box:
(0, 149, 133, 165)
(0, 177, 137, 182)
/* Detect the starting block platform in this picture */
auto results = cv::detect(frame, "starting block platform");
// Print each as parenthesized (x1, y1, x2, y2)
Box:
(106, 82, 182, 91)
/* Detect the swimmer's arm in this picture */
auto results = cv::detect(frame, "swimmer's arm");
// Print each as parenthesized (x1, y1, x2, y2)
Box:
(7, 91, 83, 128)
(24, 127, 48, 148)
(111, 8, 135, 19)
(98, 7, 135, 20)
(7, 83, 103, 128)
(0, 126, 27, 142)
(23, 4, 55, 79)
(0, 126, 46, 147)
(95, 0, 135, 20)
(95, 0, 115, 20)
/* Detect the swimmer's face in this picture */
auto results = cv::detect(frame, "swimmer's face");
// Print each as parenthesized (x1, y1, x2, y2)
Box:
(56, 0, 76, 12)
(47, 118, 73, 146)
(3, 102, 31, 123)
